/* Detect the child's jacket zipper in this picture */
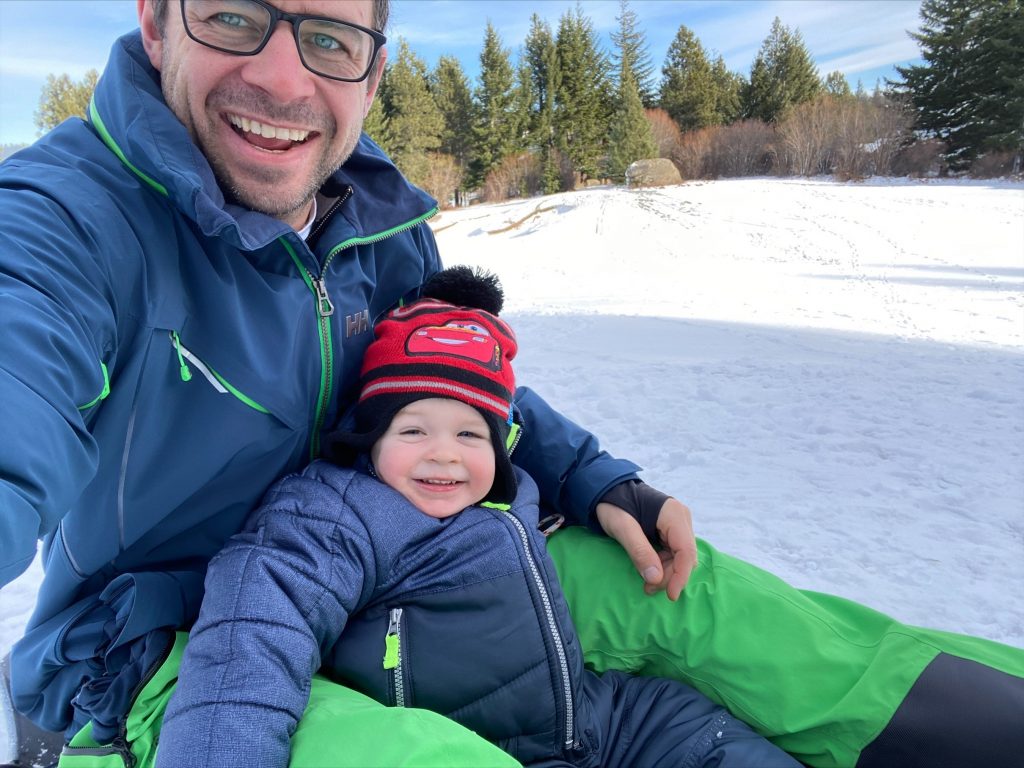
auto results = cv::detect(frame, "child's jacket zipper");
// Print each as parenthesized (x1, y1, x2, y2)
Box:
(383, 607, 406, 707)
(501, 512, 576, 750)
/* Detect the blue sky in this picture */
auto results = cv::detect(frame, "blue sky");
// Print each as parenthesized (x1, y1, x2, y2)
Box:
(0, 0, 924, 147)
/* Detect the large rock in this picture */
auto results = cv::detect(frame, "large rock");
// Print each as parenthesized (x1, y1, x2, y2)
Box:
(626, 158, 682, 188)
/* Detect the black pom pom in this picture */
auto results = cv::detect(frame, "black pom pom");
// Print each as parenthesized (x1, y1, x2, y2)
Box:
(422, 266, 504, 315)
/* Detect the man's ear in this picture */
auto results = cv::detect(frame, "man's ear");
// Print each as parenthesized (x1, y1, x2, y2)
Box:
(138, 0, 164, 71)
(364, 47, 387, 117)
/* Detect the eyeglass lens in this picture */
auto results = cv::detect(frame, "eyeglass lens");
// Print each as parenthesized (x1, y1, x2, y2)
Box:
(182, 0, 379, 81)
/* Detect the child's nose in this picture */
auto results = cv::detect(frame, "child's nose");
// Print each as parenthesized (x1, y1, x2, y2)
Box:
(425, 439, 459, 463)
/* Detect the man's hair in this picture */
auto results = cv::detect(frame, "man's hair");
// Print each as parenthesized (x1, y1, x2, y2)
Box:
(150, 0, 391, 35)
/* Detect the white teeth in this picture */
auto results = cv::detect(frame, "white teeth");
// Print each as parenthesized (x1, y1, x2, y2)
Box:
(228, 114, 309, 142)
(422, 479, 456, 486)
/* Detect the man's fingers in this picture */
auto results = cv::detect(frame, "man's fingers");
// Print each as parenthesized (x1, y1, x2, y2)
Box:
(656, 498, 698, 599)
(595, 502, 663, 586)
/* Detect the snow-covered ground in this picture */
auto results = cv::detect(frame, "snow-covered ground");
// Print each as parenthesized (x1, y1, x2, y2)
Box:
(2, 177, 1023, 661)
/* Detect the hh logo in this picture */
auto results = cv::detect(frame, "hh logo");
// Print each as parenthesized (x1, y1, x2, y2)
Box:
(345, 309, 370, 338)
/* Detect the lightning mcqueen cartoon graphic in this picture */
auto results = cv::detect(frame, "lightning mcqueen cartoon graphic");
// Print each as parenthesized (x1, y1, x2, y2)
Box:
(407, 321, 502, 371)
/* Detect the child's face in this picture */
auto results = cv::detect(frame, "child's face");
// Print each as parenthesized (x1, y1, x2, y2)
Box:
(371, 398, 497, 519)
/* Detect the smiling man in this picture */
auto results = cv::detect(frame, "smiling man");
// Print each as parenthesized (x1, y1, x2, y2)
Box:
(144, 0, 386, 229)
(0, 2, 696, 767)
(2, 2, 1022, 768)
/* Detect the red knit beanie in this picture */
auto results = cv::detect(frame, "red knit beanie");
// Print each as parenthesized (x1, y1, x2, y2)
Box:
(343, 267, 519, 503)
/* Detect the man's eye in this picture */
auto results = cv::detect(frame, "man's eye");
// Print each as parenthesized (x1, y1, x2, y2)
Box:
(213, 12, 248, 27)
(311, 32, 342, 51)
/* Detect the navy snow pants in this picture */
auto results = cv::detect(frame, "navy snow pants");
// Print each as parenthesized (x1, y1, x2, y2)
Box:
(542, 669, 802, 768)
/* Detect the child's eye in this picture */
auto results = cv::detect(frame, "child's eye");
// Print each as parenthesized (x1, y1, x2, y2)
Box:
(399, 428, 424, 436)
(458, 430, 486, 440)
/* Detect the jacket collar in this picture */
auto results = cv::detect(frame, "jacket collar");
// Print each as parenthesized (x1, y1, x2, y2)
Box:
(89, 31, 436, 252)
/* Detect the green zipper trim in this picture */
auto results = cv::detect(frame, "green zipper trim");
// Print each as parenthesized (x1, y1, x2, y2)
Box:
(282, 238, 333, 460)
(89, 97, 169, 197)
(283, 207, 438, 459)
(77, 361, 111, 410)
(207, 368, 271, 414)
(323, 207, 439, 261)
(505, 422, 520, 452)
(170, 331, 270, 414)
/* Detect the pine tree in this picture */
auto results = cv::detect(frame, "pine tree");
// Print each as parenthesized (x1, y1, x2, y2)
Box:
(824, 71, 853, 99)
(34, 69, 99, 134)
(525, 14, 562, 193)
(894, 0, 1024, 169)
(470, 23, 519, 187)
(362, 65, 390, 152)
(710, 55, 745, 124)
(659, 25, 716, 131)
(379, 39, 444, 187)
(554, 5, 613, 183)
(430, 56, 474, 171)
(606, 68, 658, 182)
(511, 56, 535, 154)
(972, 0, 1024, 163)
(745, 17, 821, 123)
(610, 0, 656, 107)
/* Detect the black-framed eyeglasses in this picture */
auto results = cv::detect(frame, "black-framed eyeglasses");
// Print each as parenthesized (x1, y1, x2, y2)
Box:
(180, 0, 386, 83)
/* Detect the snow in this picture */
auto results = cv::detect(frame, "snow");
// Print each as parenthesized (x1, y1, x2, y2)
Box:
(2, 177, 1023, 665)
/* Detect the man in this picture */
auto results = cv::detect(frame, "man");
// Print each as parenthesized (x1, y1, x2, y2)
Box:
(1, 1, 693, 765)
(1, 2, 1021, 768)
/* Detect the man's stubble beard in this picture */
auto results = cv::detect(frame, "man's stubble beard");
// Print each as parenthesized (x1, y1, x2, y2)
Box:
(160, 54, 364, 224)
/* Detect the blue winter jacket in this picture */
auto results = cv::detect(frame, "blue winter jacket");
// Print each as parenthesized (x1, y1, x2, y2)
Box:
(0, 32, 639, 741)
(157, 463, 600, 768)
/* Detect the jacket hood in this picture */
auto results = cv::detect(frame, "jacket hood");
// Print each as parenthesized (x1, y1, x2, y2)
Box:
(89, 31, 436, 251)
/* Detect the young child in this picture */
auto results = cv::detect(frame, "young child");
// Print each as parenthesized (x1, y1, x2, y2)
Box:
(157, 267, 799, 768)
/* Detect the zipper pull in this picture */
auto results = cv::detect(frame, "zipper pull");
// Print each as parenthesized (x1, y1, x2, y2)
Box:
(170, 331, 192, 382)
(111, 736, 137, 768)
(314, 277, 335, 317)
(383, 608, 402, 670)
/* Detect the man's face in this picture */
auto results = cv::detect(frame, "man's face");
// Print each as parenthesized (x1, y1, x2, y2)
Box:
(138, 0, 384, 229)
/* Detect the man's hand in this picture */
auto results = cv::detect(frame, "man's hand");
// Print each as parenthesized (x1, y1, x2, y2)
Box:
(595, 497, 697, 601)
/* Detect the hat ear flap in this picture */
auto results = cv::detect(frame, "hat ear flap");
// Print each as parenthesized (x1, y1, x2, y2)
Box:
(482, 412, 518, 505)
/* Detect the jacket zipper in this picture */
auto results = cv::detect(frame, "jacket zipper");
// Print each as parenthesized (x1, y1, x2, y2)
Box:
(283, 198, 439, 460)
(59, 632, 175, 767)
(501, 512, 575, 750)
(382, 607, 406, 707)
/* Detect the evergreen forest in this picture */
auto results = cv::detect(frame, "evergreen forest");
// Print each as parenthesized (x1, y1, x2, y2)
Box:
(31, 0, 1024, 206)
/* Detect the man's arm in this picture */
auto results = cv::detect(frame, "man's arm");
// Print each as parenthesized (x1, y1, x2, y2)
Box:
(0, 171, 122, 586)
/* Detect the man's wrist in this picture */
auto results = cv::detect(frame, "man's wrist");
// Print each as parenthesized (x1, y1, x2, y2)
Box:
(599, 480, 671, 542)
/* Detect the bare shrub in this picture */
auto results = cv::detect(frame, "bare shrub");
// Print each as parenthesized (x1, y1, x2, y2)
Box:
(417, 153, 463, 209)
(892, 139, 948, 177)
(970, 151, 1021, 178)
(831, 100, 874, 180)
(481, 152, 543, 203)
(778, 96, 840, 176)
(862, 98, 915, 176)
(672, 127, 714, 179)
(706, 120, 778, 177)
(645, 108, 683, 160)
(777, 95, 914, 179)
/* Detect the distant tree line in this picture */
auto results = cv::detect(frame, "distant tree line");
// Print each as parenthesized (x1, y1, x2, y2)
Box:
(27, 0, 1022, 203)
(365, 0, 1022, 204)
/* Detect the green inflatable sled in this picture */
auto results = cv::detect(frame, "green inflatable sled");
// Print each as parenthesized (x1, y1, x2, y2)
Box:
(50, 529, 1023, 768)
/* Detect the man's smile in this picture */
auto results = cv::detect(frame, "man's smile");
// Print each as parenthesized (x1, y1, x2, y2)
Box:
(226, 113, 315, 151)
